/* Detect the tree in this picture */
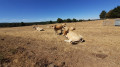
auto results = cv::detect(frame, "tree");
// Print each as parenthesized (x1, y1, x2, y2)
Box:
(66, 18, 72, 22)
(72, 18, 77, 22)
(21, 22, 25, 26)
(49, 20, 53, 24)
(106, 6, 120, 18)
(113, 6, 120, 18)
(79, 19, 83, 22)
(88, 19, 91, 21)
(106, 10, 114, 18)
(99, 10, 107, 19)
(101, 6, 120, 19)
(63, 19, 67, 22)
(57, 18, 63, 23)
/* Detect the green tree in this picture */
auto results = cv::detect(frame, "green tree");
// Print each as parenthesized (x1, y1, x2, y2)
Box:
(66, 18, 72, 22)
(57, 18, 63, 23)
(72, 18, 77, 22)
(113, 6, 120, 18)
(49, 20, 53, 24)
(21, 22, 25, 26)
(99, 10, 107, 19)
(79, 19, 83, 22)
(106, 10, 114, 18)
(88, 19, 91, 21)
(103, 6, 120, 18)
(63, 19, 67, 22)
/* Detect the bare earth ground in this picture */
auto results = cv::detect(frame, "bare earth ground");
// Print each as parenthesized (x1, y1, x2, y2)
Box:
(0, 19, 120, 67)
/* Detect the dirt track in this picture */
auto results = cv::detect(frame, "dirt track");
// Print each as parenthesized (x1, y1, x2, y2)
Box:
(0, 19, 120, 67)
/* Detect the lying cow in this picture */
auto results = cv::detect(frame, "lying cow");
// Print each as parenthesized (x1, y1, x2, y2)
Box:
(63, 27, 84, 44)
(33, 26, 44, 31)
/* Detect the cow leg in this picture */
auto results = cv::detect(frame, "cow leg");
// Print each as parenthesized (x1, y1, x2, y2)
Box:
(64, 40, 72, 43)
(60, 29, 63, 34)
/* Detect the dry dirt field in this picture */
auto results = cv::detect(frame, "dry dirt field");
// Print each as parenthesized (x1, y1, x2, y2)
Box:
(0, 19, 120, 67)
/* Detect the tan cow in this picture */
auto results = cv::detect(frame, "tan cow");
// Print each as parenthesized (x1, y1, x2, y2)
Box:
(52, 23, 66, 35)
(33, 26, 44, 31)
(63, 27, 84, 44)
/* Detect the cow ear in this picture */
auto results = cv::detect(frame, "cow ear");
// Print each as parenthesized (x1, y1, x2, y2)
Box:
(33, 26, 35, 28)
(51, 26, 53, 27)
(70, 27, 75, 31)
(51, 25, 54, 28)
(63, 26, 66, 27)
(73, 28, 75, 30)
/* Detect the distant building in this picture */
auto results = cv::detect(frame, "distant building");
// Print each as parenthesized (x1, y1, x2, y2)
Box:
(103, 19, 113, 26)
(115, 19, 120, 26)
(103, 19, 120, 26)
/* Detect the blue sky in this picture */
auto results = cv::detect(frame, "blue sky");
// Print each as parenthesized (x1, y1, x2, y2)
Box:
(0, 0, 119, 22)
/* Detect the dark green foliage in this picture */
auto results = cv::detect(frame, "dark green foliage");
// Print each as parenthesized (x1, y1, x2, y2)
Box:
(66, 18, 72, 22)
(0, 18, 91, 27)
(106, 10, 114, 18)
(48, 20, 53, 24)
(79, 19, 83, 22)
(63, 19, 67, 22)
(101, 6, 120, 19)
(88, 19, 91, 21)
(0, 20, 58, 27)
(57, 18, 63, 23)
(49, 20, 53, 24)
(21, 22, 25, 26)
(72, 18, 78, 22)
(106, 6, 120, 18)
(99, 10, 107, 19)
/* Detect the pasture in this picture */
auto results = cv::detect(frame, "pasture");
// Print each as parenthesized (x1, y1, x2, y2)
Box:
(0, 19, 120, 67)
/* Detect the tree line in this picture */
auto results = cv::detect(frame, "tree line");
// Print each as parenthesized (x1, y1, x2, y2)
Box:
(0, 21, 57, 27)
(0, 18, 91, 27)
(99, 6, 120, 19)
(56, 18, 87, 23)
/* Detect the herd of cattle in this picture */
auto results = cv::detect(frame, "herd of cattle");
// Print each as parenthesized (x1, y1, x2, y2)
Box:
(33, 23, 85, 44)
